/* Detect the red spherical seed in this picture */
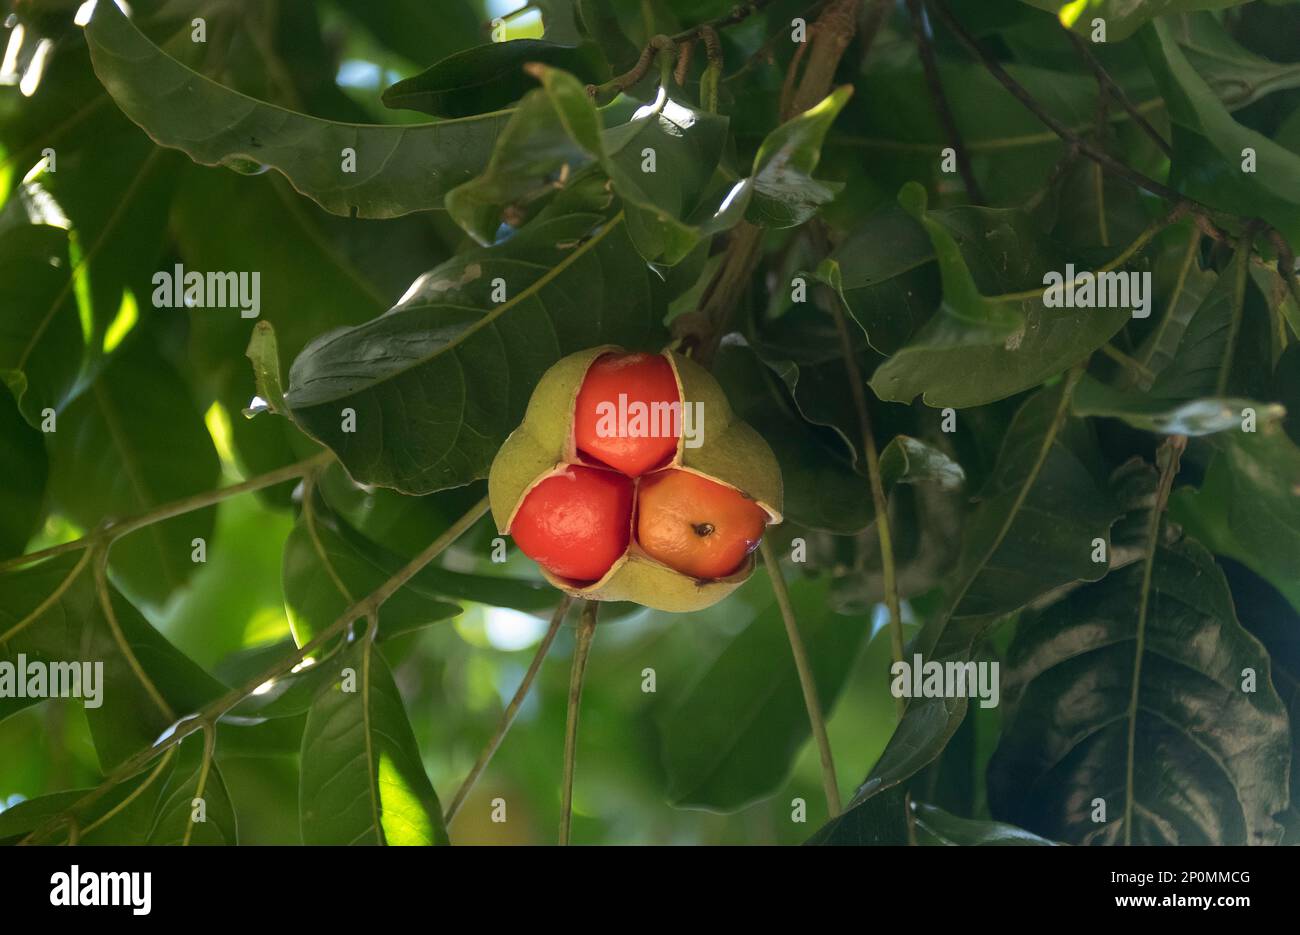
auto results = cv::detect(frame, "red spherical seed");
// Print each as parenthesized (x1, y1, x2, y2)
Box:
(573, 352, 681, 478)
(510, 465, 634, 582)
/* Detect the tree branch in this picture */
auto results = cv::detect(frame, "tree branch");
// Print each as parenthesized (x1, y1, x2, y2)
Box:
(906, 0, 983, 203)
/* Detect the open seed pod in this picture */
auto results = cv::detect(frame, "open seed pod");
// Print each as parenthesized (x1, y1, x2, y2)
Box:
(488, 346, 783, 612)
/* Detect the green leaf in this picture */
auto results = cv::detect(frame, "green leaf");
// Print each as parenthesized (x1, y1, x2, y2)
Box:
(146, 738, 238, 845)
(871, 184, 1128, 408)
(911, 801, 1057, 845)
(333, 0, 483, 68)
(299, 639, 448, 845)
(47, 340, 220, 608)
(1073, 376, 1281, 435)
(282, 496, 460, 648)
(746, 86, 852, 229)
(85, 0, 511, 219)
(0, 225, 81, 424)
(1141, 18, 1300, 248)
(814, 201, 939, 355)
(815, 379, 1118, 839)
(712, 340, 875, 534)
(1171, 418, 1300, 612)
(382, 40, 608, 118)
(1169, 12, 1300, 110)
(447, 65, 735, 265)
(1018, 0, 1249, 41)
(0, 388, 47, 559)
(284, 211, 664, 494)
(988, 537, 1290, 844)
(658, 576, 864, 810)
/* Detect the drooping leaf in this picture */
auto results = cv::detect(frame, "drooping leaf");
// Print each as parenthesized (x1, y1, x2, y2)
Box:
(284, 211, 664, 494)
(299, 639, 448, 845)
(1141, 18, 1300, 248)
(85, 1, 512, 219)
(47, 339, 220, 608)
(988, 536, 1290, 844)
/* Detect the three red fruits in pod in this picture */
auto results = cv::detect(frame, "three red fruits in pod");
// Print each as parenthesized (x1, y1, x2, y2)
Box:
(488, 347, 783, 612)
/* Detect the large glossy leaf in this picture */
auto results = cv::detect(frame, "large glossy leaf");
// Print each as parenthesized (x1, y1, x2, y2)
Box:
(988, 537, 1290, 844)
(870, 185, 1129, 408)
(47, 339, 220, 608)
(284, 211, 664, 494)
(299, 639, 448, 845)
(383, 40, 608, 118)
(813, 379, 1119, 841)
(85, 1, 511, 218)
(1141, 18, 1300, 248)
(658, 576, 865, 810)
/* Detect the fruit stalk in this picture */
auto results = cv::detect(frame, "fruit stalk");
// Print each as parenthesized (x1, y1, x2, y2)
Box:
(559, 600, 599, 845)
(760, 539, 842, 817)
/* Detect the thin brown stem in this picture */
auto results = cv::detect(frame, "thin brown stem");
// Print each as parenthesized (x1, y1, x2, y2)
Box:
(760, 539, 842, 816)
(559, 600, 599, 845)
(906, 0, 983, 203)
(0, 452, 331, 574)
(826, 295, 905, 719)
(444, 597, 573, 825)
(1065, 31, 1173, 158)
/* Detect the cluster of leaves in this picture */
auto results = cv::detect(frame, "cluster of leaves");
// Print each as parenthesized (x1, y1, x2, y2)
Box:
(1, 0, 1298, 845)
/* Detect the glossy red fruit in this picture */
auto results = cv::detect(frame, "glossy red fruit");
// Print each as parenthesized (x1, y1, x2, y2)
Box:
(510, 465, 633, 582)
(573, 352, 680, 477)
(636, 469, 768, 579)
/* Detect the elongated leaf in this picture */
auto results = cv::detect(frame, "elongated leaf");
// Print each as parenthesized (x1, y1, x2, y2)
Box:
(658, 576, 864, 811)
(1073, 376, 1281, 436)
(47, 340, 220, 608)
(383, 40, 608, 118)
(1141, 18, 1300, 248)
(285, 211, 664, 494)
(988, 536, 1290, 844)
(299, 640, 448, 845)
(871, 184, 1128, 408)
(85, 1, 511, 218)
